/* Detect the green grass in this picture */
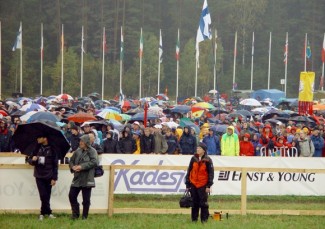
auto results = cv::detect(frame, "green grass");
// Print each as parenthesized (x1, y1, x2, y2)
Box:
(1, 195, 325, 229)
(114, 194, 325, 210)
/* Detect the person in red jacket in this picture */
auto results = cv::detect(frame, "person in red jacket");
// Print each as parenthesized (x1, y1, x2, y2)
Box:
(259, 124, 276, 156)
(185, 142, 214, 223)
(240, 133, 254, 156)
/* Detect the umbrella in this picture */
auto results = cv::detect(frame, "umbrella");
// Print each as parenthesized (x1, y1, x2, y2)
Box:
(192, 102, 215, 109)
(240, 98, 262, 106)
(120, 114, 131, 121)
(208, 89, 218, 94)
(98, 109, 120, 116)
(125, 107, 144, 115)
(148, 106, 164, 116)
(20, 103, 47, 112)
(10, 110, 26, 117)
(289, 116, 315, 123)
(130, 112, 158, 121)
(161, 121, 179, 129)
(0, 110, 8, 116)
(156, 94, 169, 101)
(264, 118, 281, 126)
(214, 124, 239, 135)
(18, 97, 32, 105)
(67, 112, 97, 123)
(6, 101, 21, 108)
(28, 111, 61, 123)
(101, 112, 123, 121)
(179, 118, 200, 135)
(56, 93, 73, 101)
(170, 105, 191, 114)
(236, 110, 253, 117)
(20, 111, 38, 122)
(12, 121, 70, 161)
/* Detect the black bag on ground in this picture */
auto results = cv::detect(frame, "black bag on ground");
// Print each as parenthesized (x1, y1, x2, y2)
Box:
(94, 165, 104, 178)
(179, 190, 193, 208)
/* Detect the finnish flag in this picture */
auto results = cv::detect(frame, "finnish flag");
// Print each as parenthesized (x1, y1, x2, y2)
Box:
(196, 0, 211, 66)
(12, 24, 22, 51)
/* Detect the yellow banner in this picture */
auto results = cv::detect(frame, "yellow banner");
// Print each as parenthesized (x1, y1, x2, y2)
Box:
(298, 72, 315, 102)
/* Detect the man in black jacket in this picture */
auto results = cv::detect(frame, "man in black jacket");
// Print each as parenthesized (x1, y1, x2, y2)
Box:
(28, 134, 58, 221)
(140, 127, 155, 154)
(102, 131, 120, 153)
(70, 126, 81, 152)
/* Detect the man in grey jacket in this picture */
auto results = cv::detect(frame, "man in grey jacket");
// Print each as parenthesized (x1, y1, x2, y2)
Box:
(69, 134, 98, 220)
(298, 131, 315, 157)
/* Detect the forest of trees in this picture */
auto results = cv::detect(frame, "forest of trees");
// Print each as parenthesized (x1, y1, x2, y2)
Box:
(0, 0, 325, 100)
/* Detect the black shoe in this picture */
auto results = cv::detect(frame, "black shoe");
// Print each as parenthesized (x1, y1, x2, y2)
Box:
(71, 215, 79, 220)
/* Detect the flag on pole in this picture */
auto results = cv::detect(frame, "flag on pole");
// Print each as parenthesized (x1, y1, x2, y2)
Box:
(103, 29, 107, 53)
(159, 29, 163, 63)
(306, 39, 311, 59)
(175, 29, 180, 60)
(81, 27, 85, 53)
(284, 34, 288, 64)
(12, 24, 22, 51)
(139, 28, 143, 58)
(120, 28, 124, 60)
(195, 0, 212, 64)
(41, 24, 44, 60)
(322, 34, 325, 63)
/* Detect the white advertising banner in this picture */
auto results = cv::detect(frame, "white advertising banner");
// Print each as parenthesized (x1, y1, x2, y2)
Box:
(1, 155, 325, 211)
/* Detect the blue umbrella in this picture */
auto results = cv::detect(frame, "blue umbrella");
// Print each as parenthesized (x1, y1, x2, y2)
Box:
(130, 112, 158, 121)
(171, 105, 191, 114)
(28, 111, 60, 123)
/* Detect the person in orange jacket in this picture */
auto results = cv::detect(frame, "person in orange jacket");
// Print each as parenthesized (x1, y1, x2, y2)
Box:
(239, 133, 254, 156)
(185, 143, 214, 223)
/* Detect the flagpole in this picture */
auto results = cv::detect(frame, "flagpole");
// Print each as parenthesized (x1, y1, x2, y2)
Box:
(139, 27, 142, 99)
(20, 21, 22, 93)
(320, 33, 325, 90)
(233, 31, 237, 90)
(101, 27, 105, 100)
(61, 24, 64, 94)
(268, 32, 272, 90)
(213, 29, 217, 92)
(119, 26, 123, 95)
(304, 33, 307, 72)
(0, 21, 2, 99)
(157, 29, 161, 95)
(40, 23, 43, 95)
(176, 29, 179, 102)
(81, 26, 84, 98)
(284, 32, 288, 96)
(250, 32, 254, 91)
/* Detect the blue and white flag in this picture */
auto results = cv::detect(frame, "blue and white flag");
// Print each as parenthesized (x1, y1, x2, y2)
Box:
(12, 24, 22, 51)
(196, 0, 212, 66)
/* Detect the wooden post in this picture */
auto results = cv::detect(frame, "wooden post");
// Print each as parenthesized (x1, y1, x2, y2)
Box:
(108, 165, 115, 217)
(241, 168, 247, 215)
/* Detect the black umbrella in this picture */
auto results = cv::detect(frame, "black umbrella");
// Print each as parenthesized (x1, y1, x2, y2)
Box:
(130, 112, 158, 121)
(12, 121, 70, 161)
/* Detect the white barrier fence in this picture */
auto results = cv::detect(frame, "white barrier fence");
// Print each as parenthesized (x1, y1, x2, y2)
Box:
(1, 154, 325, 212)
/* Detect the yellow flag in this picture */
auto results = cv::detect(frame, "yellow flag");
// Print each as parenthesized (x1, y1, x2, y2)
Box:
(298, 72, 315, 102)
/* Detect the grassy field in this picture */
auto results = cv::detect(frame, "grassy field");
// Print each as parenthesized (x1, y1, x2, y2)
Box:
(1, 195, 325, 229)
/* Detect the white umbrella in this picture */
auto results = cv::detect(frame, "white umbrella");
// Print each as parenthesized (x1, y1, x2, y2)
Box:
(240, 98, 262, 106)
(209, 89, 218, 94)
(161, 121, 179, 129)
(20, 111, 38, 122)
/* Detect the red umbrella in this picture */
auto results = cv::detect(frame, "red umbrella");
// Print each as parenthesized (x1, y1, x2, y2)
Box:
(67, 112, 97, 123)
(0, 110, 8, 116)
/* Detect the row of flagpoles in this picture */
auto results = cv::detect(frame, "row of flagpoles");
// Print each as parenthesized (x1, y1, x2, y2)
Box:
(4, 1, 325, 99)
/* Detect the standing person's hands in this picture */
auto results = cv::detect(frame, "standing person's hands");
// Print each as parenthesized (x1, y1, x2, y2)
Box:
(206, 187, 210, 193)
(72, 165, 82, 172)
(32, 156, 38, 161)
(51, 180, 56, 186)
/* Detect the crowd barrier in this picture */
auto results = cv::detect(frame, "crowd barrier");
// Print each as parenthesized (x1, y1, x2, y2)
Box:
(1, 153, 325, 216)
